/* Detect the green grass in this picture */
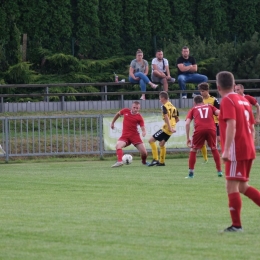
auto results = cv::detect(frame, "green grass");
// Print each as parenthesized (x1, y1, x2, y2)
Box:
(1, 157, 260, 260)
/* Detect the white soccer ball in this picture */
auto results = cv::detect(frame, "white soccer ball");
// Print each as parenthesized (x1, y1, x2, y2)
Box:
(122, 154, 133, 165)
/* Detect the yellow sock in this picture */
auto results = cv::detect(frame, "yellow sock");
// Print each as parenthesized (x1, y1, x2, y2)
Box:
(150, 142, 158, 160)
(201, 144, 208, 161)
(160, 146, 166, 163)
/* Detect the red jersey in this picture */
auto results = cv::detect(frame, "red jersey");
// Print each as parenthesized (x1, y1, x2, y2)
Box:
(119, 108, 144, 136)
(219, 93, 255, 161)
(244, 94, 257, 106)
(186, 104, 217, 132)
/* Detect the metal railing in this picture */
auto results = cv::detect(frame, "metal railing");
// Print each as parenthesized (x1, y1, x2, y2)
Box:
(1, 114, 260, 162)
(1, 80, 260, 112)
(0, 115, 104, 161)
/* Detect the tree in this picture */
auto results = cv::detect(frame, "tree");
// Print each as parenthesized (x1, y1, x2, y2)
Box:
(195, 0, 229, 42)
(148, 0, 174, 52)
(169, 0, 196, 38)
(228, 0, 258, 41)
(98, 0, 123, 58)
(122, 0, 152, 56)
(73, 0, 100, 59)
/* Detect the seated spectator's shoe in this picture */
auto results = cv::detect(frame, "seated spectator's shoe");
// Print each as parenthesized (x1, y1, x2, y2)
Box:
(156, 163, 165, 166)
(140, 96, 146, 100)
(169, 78, 175, 83)
(223, 225, 243, 232)
(192, 93, 197, 98)
(182, 95, 187, 99)
(148, 159, 159, 166)
(151, 84, 158, 89)
(217, 171, 223, 177)
(111, 161, 124, 168)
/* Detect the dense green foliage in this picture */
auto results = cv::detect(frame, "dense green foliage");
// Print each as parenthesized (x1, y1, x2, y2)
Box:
(1, 0, 260, 96)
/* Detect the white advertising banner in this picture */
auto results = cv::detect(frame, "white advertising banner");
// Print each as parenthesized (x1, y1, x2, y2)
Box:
(103, 114, 193, 150)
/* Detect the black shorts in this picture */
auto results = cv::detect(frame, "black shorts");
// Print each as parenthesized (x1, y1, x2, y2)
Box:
(153, 129, 171, 142)
(216, 123, 220, 137)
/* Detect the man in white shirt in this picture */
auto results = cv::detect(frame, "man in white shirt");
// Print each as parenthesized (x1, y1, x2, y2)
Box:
(151, 49, 175, 91)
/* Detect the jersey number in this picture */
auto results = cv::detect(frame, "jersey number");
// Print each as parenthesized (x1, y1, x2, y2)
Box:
(168, 108, 176, 119)
(244, 110, 251, 133)
(198, 107, 209, 118)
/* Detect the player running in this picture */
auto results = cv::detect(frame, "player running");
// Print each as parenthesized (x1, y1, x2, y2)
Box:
(198, 82, 220, 163)
(185, 95, 222, 178)
(110, 101, 148, 167)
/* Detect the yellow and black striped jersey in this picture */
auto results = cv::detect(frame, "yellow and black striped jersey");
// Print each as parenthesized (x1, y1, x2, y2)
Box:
(161, 101, 179, 135)
(203, 95, 220, 123)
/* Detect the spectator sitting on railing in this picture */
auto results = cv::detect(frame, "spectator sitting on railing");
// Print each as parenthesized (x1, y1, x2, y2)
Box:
(177, 46, 208, 99)
(151, 49, 175, 92)
(129, 49, 158, 100)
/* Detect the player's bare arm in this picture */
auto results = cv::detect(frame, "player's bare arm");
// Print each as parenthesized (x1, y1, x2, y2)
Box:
(251, 124, 255, 141)
(164, 114, 175, 133)
(255, 103, 260, 124)
(214, 109, 220, 116)
(222, 119, 236, 162)
(140, 126, 146, 137)
(111, 112, 121, 129)
(185, 118, 191, 147)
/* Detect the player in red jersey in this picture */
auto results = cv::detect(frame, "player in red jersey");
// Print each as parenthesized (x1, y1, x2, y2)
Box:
(185, 95, 222, 178)
(234, 84, 260, 124)
(217, 71, 260, 232)
(110, 101, 148, 167)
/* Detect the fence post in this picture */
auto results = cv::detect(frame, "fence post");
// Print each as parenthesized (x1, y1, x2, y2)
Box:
(0, 97, 4, 113)
(60, 96, 65, 111)
(4, 117, 9, 162)
(119, 94, 124, 109)
(45, 86, 49, 102)
(99, 114, 104, 159)
(101, 85, 107, 101)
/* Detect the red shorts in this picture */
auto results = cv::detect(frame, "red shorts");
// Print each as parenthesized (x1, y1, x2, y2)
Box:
(119, 134, 143, 147)
(192, 129, 217, 149)
(225, 160, 253, 182)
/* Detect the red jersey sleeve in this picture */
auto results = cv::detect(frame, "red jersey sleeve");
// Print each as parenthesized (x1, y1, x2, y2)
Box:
(244, 95, 257, 106)
(138, 115, 145, 127)
(186, 109, 193, 120)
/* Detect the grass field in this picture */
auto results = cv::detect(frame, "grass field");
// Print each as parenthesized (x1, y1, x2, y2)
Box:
(1, 156, 260, 260)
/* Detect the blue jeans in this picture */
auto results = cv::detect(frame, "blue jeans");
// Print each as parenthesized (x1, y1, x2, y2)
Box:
(129, 72, 150, 92)
(177, 73, 208, 96)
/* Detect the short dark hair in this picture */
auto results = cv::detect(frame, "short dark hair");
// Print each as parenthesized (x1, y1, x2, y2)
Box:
(159, 91, 169, 100)
(182, 46, 189, 50)
(198, 82, 209, 91)
(235, 84, 244, 90)
(156, 49, 163, 53)
(216, 71, 235, 90)
(193, 95, 203, 104)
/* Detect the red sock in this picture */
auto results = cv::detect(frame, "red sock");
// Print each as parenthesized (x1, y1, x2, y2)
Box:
(189, 151, 196, 170)
(211, 149, 221, 171)
(141, 154, 147, 164)
(228, 192, 242, 227)
(116, 149, 123, 162)
(244, 186, 260, 206)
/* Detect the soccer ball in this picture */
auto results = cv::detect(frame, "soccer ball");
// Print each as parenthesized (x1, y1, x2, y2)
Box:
(122, 154, 133, 165)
